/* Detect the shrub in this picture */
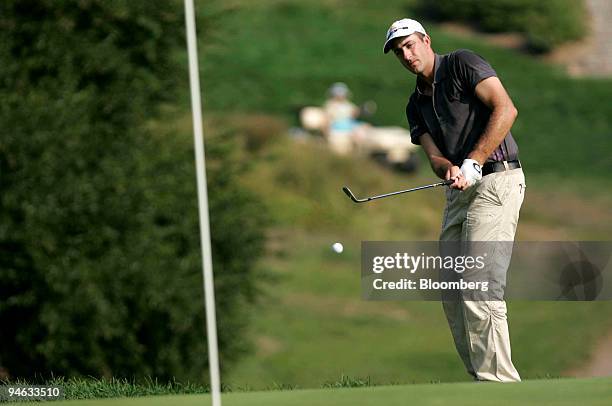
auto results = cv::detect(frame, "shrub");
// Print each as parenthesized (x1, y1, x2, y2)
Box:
(0, 0, 267, 381)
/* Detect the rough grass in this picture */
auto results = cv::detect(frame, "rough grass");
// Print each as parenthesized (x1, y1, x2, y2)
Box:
(0, 374, 383, 400)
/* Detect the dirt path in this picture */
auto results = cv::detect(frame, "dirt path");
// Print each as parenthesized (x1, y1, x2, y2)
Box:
(440, 0, 612, 77)
(566, 329, 612, 377)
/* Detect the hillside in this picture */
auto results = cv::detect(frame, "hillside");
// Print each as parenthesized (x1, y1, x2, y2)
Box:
(175, 0, 612, 389)
(200, 0, 612, 184)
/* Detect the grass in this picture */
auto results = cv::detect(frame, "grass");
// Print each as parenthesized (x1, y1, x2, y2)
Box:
(121, 107, 612, 390)
(205, 133, 612, 389)
(33, 0, 609, 396)
(27, 377, 612, 405)
(225, 234, 612, 388)
(10, 377, 210, 400)
(166, 114, 612, 387)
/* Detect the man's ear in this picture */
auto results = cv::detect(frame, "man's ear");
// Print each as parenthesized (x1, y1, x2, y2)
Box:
(423, 34, 431, 47)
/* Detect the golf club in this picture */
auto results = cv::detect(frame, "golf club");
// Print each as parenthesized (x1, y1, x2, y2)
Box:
(342, 179, 454, 203)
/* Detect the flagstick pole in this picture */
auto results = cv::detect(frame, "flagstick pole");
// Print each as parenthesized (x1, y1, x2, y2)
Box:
(183, 1, 222, 405)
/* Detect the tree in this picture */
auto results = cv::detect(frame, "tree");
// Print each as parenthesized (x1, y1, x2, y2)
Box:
(0, 0, 267, 381)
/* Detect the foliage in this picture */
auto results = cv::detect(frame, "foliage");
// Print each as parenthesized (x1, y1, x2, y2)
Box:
(0, 0, 267, 381)
(417, 0, 587, 52)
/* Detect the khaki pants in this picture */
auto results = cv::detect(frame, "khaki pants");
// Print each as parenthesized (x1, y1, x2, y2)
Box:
(440, 168, 526, 382)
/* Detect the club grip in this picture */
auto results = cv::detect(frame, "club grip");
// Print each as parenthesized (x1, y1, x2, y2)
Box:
(443, 179, 454, 186)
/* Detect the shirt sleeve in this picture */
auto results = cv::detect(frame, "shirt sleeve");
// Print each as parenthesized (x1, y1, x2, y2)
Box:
(451, 49, 497, 92)
(406, 95, 427, 145)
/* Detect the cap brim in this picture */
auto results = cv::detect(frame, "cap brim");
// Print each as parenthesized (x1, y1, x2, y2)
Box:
(383, 36, 406, 54)
(383, 31, 411, 54)
(382, 28, 424, 54)
(383, 40, 393, 54)
(383, 37, 397, 54)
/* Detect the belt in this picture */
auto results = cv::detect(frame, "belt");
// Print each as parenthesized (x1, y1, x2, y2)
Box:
(482, 160, 521, 177)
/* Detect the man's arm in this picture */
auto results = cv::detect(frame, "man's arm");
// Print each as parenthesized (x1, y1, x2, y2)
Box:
(468, 76, 518, 165)
(421, 133, 467, 189)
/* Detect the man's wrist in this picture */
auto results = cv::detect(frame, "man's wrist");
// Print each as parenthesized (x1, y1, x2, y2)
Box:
(467, 152, 486, 166)
(431, 159, 453, 179)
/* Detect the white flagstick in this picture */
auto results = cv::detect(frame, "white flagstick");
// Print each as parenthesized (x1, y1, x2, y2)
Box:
(183, 1, 222, 405)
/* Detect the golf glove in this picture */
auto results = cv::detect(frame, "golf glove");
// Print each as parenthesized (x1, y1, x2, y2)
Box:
(460, 159, 482, 187)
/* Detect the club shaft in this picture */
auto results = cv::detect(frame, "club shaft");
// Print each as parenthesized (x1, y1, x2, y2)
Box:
(343, 179, 453, 203)
(365, 181, 449, 201)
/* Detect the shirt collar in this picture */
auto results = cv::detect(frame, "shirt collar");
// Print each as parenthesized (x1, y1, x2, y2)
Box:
(416, 53, 446, 95)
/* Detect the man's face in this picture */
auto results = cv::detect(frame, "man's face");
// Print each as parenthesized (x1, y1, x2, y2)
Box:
(391, 34, 432, 75)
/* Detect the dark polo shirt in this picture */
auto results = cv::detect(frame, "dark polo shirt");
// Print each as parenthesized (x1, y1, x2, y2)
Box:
(406, 50, 519, 165)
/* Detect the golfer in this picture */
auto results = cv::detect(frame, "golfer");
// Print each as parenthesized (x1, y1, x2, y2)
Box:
(384, 18, 526, 382)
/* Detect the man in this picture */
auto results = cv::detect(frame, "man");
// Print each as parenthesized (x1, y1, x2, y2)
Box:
(383, 18, 526, 382)
(323, 82, 369, 155)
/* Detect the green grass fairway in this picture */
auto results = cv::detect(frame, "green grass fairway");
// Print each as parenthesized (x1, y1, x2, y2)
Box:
(49, 378, 611, 406)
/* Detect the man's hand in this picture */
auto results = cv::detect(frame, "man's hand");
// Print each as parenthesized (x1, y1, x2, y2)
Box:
(459, 159, 482, 189)
(446, 165, 467, 190)
(420, 134, 477, 191)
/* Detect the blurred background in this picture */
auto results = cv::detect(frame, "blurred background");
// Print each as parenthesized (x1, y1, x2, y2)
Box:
(1, 0, 611, 390)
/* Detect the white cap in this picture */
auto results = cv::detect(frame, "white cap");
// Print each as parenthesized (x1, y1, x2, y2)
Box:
(383, 18, 427, 54)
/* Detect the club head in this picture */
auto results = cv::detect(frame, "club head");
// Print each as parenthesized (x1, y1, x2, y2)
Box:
(342, 186, 363, 203)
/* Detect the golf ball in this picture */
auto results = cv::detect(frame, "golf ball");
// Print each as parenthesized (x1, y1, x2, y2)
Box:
(332, 242, 344, 253)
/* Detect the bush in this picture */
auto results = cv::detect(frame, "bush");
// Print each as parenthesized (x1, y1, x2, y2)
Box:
(0, 0, 267, 381)
(417, 0, 587, 52)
